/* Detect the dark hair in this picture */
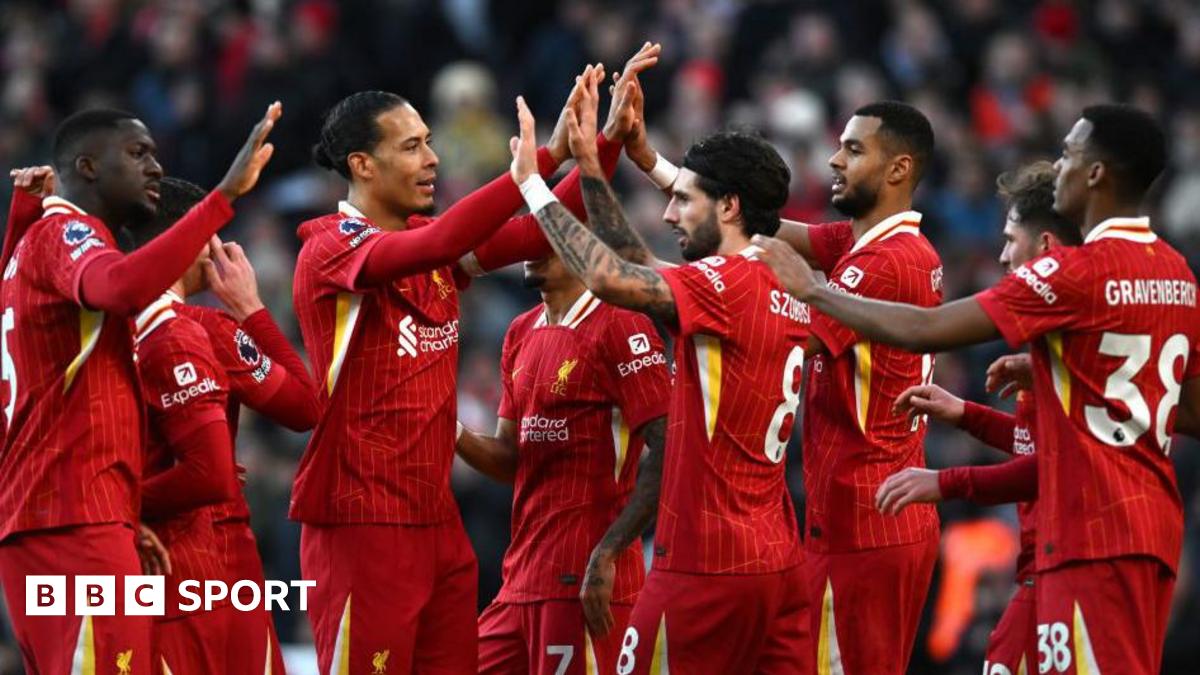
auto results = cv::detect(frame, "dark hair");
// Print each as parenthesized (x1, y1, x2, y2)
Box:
(132, 177, 207, 247)
(996, 161, 1081, 245)
(1080, 104, 1166, 200)
(312, 91, 409, 179)
(52, 109, 139, 174)
(682, 130, 790, 237)
(853, 101, 935, 184)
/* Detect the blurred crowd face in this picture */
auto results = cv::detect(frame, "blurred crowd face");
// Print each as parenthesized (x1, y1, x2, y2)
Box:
(663, 168, 722, 261)
(829, 115, 888, 219)
(359, 103, 439, 216)
(1052, 118, 1092, 225)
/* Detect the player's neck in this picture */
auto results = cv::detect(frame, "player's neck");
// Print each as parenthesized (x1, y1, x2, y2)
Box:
(717, 229, 752, 256)
(541, 284, 587, 325)
(850, 196, 914, 241)
(1080, 198, 1144, 239)
(57, 185, 119, 228)
(344, 188, 410, 232)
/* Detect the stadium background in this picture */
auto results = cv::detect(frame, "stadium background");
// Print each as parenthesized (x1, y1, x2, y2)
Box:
(2, 0, 1199, 672)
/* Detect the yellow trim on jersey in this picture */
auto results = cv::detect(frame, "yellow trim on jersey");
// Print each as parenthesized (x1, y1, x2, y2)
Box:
(263, 636, 272, 675)
(64, 309, 103, 392)
(693, 335, 722, 441)
(1047, 332, 1070, 415)
(650, 614, 669, 674)
(817, 579, 844, 675)
(70, 615, 95, 675)
(327, 293, 362, 395)
(1017, 654, 1027, 675)
(333, 595, 351, 675)
(584, 630, 598, 675)
(1072, 602, 1101, 675)
(611, 407, 631, 482)
(853, 341, 872, 432)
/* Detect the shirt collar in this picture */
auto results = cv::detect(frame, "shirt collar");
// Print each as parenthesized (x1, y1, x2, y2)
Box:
(851, 210, 923, 254)
(42, 196, 88, 218)
(338, 200, 368, 220)
(1084, 216, 1156, 245)
(134, 291, 183, 343)
(534, 290, 602, 329)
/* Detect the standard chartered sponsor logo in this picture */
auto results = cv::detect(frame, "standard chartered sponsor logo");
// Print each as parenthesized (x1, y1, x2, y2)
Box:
(618, 352, 666, 377)
(397, 315, 460, 357)
(1013, 425, 1035, 455)
(520, 415, 569, 443)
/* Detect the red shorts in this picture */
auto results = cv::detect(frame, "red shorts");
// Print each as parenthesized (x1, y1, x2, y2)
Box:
(478, 599, 633, 674)
(0, 523, 151, 675)
(155, 606, 234, 674)
(983, 580, 1036, 675)
(219, 521, 286, 675)
(1035, 557, 1174, 675)
(301, 519, 478, 674)
(622, 565, 810, 675)
(804, 537, 938, 675)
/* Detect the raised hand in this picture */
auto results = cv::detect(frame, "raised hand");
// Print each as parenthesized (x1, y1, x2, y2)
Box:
(547, 64, 604, 164)
(216, 101, 281, 202)
(202, 235, 265, 322)
(509, 96, 539, 185)
(750, 234, 822, 300)
(602, 42, 661, 142)
(893, 384, 965, 425)
(566, 66, 603, 173)
(9, 165, 55, 197)
(985, 353, 1032, 399)
(875, 468, 942, 515)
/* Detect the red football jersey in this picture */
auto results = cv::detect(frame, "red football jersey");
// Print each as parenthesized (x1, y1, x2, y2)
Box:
(494, 293, 670, 603)
(290, 201, 469, 524)
(134, 304, 231, 616)
(803, 212, 943, 553)
(976, 217, 1200, 573)
(0, 197, 144, 539)
(654, 248, 811, 574)
(1010, 393, 1037, 581)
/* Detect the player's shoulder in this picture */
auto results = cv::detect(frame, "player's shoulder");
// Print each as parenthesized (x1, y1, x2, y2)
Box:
(175, 304, 237, 333)
(297, 210, 381, 250)
(592, 301, 658, 340)
(137, 311, 216, 363)
(26, 212, 111, 249)
(507, 304, 543, 337)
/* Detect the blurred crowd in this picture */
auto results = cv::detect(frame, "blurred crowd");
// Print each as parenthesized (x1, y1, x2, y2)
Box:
(2, 0, 1200, 672)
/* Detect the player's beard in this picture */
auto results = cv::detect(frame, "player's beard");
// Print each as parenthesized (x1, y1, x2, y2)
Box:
(680, 211, 722, 262)
(522, 270, 546, 288)
(831, 177, 882, 219)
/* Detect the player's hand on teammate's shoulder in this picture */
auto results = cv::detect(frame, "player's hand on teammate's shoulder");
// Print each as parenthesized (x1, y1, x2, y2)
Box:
(203, 235, 265, 322)
(893, 384, 965, 426)
(216, 101, 282, 202)
(9, 165, 55, 197)
(875, 468, 942, 515)
(986, 353, 1032, 399)
(509, 96, 539, 185)
(750, 234, 820, 299)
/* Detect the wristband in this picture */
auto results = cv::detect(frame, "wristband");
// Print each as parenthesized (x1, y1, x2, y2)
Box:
(646, 153, 680, 190)
(519, 175, 558, 213)
(456, 422, 465, 441)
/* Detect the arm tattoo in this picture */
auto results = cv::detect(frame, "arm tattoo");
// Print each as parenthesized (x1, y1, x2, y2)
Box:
(589, 416, 666, 566)
(581, 176, 653, 264)
(535, 202, 678, 324)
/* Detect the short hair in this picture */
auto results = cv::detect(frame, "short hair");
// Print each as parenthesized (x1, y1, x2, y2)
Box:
(996, 161, 1081, 245)
(853, 101, 935, 184)
(682, 130, 790, 237)
(1080, 104, 1166, 199)
(132, 176, 207, 247)
(52, 109, 139, 174)
(312, 91, 409, 180)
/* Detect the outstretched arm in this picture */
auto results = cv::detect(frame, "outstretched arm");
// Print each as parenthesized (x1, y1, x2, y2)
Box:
(752, 235, 999, 352)
(581, 416, 665, 636)
(455, 418, 519, 484)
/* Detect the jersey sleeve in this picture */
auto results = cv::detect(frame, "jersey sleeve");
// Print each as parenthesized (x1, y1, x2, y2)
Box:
(205, 311, 286, 408)
(974, 249, 1089, 349)
(659, 256, 735, 338)
(601, 312, 671, 433)
(28, 216, 118, 305)
(139, 321, 230, 445)
(306, 219, 385, 293)
(496, 320, 522, 421)
(811, 250, 898, 358)
(807, 220, 854, 272)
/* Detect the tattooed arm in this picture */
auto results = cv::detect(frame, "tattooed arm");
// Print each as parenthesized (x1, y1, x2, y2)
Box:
(580, 416, 666, 636)
(580, 175, 659, 266)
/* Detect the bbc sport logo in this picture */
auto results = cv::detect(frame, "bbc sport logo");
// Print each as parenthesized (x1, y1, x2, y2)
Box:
(25, 576, 315, 616)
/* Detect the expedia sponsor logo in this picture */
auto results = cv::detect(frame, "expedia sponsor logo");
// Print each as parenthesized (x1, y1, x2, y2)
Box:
(1013, 424, 1035, 455)
(690, 256, 727, 293)
(1031, 257, 1059, 277)
(619, 351, 666, 377)
(161, 376, 221, 408)
(628, 333, 651, 355)
(839, 265, 864, 289)
(1014, 264, 1058, 304)
(769, 289, 810, 324)
(520, 415, 569, 443)
(396, 316, 459, 357)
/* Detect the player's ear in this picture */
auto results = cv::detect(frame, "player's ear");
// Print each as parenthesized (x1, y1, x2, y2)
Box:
(346, 151, 373, 181)
(888, 154, 913, 186)
(1038, 231, 1055, 254)
(74, 154, 97, 183)
(719, 193, 741, 225)
(1086, 159, 1105, 190)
